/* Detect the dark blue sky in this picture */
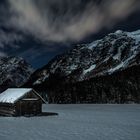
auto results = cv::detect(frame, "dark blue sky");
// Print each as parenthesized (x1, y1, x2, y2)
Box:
(0, 0, 140, 68)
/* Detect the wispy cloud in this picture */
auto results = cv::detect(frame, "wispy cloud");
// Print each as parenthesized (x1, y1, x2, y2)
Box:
(0, 29, 24, 57)
(2, 0, 140, 43)
(0, 30, 24, 48)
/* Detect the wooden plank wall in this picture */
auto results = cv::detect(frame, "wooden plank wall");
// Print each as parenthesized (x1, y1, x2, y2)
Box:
(0, 104, 15, 116)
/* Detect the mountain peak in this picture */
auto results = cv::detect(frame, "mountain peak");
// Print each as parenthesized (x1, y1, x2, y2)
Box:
(115, 30, 123, 34)
(0, 56, 34, 92)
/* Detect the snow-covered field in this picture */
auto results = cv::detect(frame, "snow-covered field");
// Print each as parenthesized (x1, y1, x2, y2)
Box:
(0, 104, 140, 140)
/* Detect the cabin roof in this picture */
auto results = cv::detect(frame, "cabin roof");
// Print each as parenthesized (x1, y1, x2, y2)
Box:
(0, 88, 46, 104)
(0, 88, 32, 104)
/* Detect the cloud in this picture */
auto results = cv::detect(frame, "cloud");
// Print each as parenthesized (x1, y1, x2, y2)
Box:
(0, 30, 24, 48)
(4, 0, 140, 42)
(0, 29, 24, 57)
(0, 51, 7, 57)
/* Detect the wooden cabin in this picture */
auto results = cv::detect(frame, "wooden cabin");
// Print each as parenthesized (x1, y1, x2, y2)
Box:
(0, 88, 46, 117)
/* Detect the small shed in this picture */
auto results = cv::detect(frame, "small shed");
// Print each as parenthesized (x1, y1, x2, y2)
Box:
(0, 88, 46, 117)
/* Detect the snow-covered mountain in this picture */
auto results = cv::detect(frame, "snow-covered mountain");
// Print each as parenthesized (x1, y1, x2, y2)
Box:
(23, 29, 140, 103)
(0, 56, 34, 92)
(28, 30, 140, 85)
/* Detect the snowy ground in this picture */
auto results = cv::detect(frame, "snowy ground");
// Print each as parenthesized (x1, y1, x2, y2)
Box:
(0, 104, 140, 140)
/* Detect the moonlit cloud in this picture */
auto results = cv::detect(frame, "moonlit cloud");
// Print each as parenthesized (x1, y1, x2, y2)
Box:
(0, 30, 24, 48)
(0, 29, 24, 57)
(1, 0, 140, 43)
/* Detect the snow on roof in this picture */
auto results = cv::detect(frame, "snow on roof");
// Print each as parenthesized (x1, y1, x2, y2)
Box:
(0, 88, 32, 104)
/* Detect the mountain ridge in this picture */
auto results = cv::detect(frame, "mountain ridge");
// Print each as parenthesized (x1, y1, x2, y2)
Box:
(26, 29, 140, 86)
(23, 29, 140, 103)
(0, 56, 34, 92)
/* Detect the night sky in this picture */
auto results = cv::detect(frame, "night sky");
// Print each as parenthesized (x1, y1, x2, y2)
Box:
(0, 0, 140, 68)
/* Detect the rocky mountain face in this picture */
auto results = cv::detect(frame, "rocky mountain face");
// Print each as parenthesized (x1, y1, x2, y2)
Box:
(0, 56, 34, 92)
(25, 30, 140, 103)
